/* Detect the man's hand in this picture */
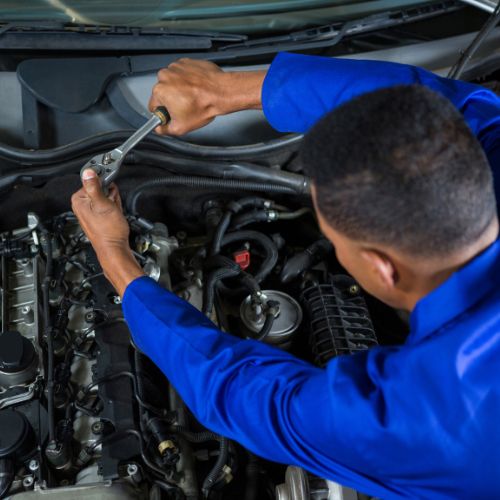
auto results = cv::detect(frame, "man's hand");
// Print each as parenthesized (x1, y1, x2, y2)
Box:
(71, 169, 144, 297)
(149, 58, 266, 136)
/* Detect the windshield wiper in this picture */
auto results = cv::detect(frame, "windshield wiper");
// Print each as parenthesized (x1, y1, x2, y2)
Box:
(218, 0, 461, 54)
(0, 21, 247, 51)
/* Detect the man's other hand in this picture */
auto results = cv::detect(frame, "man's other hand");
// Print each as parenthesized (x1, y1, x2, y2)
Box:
(149, 58, 266, 136)
(71, 169, 144, 296)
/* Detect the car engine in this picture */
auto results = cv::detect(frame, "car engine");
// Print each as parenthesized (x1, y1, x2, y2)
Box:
(0, 181, 389, 500)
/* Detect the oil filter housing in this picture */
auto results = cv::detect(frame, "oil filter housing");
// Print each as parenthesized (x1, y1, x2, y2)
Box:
(240, 290, 303, 348)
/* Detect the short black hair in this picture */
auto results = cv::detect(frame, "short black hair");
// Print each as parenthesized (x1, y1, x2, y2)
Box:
(301, 85, 496, 257)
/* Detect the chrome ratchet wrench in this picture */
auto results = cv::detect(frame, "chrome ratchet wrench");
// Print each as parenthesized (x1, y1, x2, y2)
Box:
(80, 106, 170, 190)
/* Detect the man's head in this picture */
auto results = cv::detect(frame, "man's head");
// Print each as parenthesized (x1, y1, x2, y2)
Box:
(301, 85, 498, 310)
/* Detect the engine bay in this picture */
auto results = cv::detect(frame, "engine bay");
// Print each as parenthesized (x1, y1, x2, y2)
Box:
(0, 176, 406, 500)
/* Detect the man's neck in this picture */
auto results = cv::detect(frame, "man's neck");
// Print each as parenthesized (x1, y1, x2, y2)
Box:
(405, 217, 500, 311)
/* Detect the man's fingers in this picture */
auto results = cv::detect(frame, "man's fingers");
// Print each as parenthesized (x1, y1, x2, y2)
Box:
(108, 184, 123, 211)
(148, 92, 161, 113)
(81, 169, 110, 210)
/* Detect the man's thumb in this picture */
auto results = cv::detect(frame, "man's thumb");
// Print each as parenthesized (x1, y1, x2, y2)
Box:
(82, 169, 106, 203)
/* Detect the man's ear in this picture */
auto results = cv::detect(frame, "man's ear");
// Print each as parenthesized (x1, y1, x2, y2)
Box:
(359, 249, 398, 289)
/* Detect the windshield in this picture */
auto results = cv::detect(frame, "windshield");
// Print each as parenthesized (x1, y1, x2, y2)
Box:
(0, 0, 438, 33)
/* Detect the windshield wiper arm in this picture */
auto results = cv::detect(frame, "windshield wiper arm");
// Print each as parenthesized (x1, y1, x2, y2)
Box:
(218, 0, 461, 53)
(0, 22, 248, 51)
(0, 21, 247, 42)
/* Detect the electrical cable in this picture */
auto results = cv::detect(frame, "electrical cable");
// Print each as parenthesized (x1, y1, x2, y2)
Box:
(39, 225, 56, 446)
(202, 436, 229, 498)
(448, 1, 500, 79)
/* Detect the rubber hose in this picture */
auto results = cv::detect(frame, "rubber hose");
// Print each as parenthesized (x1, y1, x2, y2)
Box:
(202, 436, 229, 497)
(277, 207, 311, 220)
(231, 210, 270, 230)
(127, 176, 297, 216)
(280, 238, 332, 284)
(132, 151, 310, 195)
(0, 130, 302, 165)
(239, 273, 261, 295)
(255, 309, 277, 342)
(211, 211, 232, 256)
(203, 265, 241, 316)
(171, 426, 222, 444)
(244, 453, 260, 500)
(0, 153, 310, 199)
(220, 230, 278, 283)
(211, 198, 270, 256)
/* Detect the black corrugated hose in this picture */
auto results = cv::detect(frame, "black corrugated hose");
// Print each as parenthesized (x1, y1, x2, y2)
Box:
(201, 436, 229, 498)
(126, 176, 298, 216)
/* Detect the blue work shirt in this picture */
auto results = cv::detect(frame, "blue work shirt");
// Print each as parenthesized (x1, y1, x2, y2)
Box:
(122, 53, 500, 499)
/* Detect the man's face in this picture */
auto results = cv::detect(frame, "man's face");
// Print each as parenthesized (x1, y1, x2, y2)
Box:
(312, 188, 406, 309)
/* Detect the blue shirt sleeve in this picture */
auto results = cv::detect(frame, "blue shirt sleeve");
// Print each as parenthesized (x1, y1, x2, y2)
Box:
(262, 52, 500, 198)
(122, 277, 434, 499)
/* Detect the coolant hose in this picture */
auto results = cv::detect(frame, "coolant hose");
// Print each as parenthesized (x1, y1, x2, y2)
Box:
(127, 176, 297, 216)
(211, 197, 271, 256)
(210, 211, 233, 257)
(202, 265, 241, 316)
(202, 255, 260, 315)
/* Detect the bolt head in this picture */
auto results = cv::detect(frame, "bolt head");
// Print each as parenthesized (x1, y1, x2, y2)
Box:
(127, 463, 139, 476)
(91, 421, 104, 434)
(23, 476, 34, 488)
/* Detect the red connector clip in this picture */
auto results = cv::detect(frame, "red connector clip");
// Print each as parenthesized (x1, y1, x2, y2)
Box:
(233, 250, 251, 270)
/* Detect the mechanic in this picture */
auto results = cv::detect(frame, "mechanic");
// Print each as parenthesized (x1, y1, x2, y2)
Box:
(72, 54, 500, 499)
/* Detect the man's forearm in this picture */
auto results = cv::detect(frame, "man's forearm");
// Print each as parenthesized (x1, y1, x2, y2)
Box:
(98, 247, 144, 297)
(217, 70, 266, 114)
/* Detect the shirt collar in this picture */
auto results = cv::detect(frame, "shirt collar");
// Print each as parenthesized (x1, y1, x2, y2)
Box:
(409, 239, 500, 343)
